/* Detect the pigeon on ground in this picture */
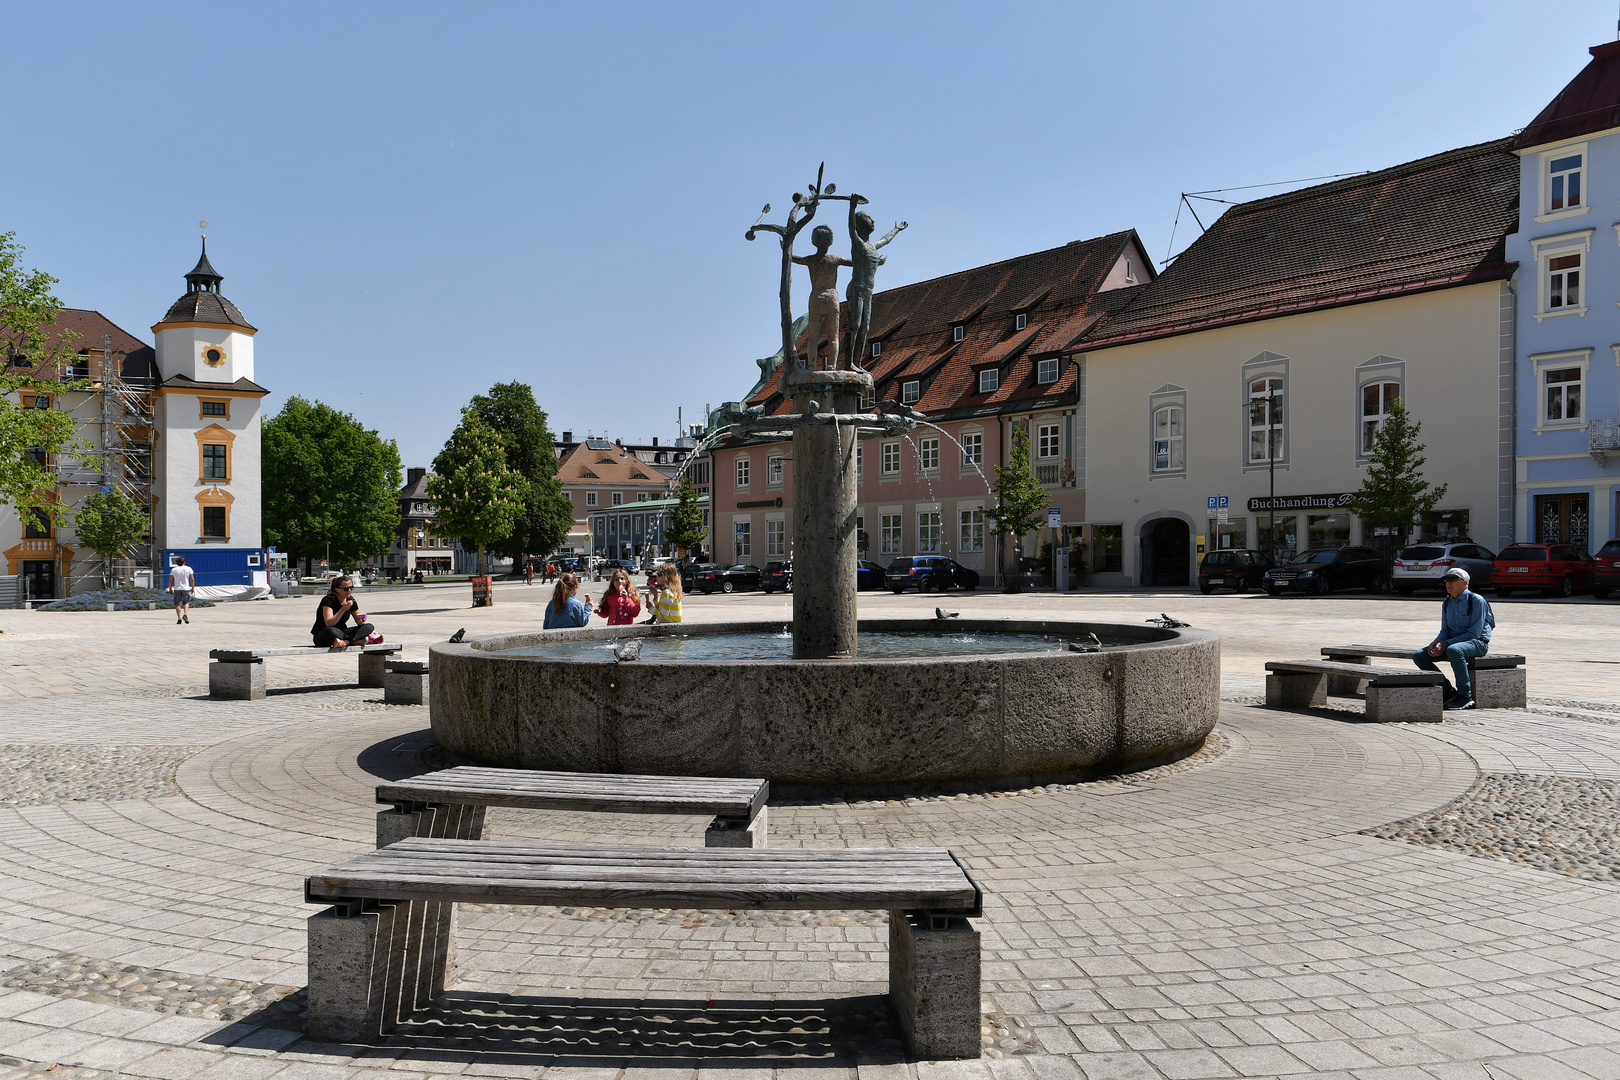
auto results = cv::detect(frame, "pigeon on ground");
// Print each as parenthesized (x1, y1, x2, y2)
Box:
(613, 639, 643, 662)
(935, 607, 959, 619)
(1146, 614, 1190, 629)
(448, 628, 466, 643)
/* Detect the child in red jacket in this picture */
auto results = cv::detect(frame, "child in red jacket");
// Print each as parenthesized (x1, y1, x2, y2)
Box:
(596, 569, 643, 625)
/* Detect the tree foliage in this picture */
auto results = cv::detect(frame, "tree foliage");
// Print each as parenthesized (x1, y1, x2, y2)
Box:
(464, 382, 574, 559)
(0, 232, 87, 524)
(73, 488, 150, 586)
(428, 409, 523, 574)
(1348, 397, 1448, 545)
(664, 477, 706, 557)
(262, 397, 403, 568)
(987, 426, 1049, 538)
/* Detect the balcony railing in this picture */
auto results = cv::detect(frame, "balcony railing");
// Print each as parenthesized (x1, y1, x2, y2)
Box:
(1592, 417, 1620, 464)
(1034, 463, 1061, 485)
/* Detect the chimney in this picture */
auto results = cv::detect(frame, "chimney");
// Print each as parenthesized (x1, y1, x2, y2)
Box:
(562, 430, 573, 443)
(652, 436, 659, 446)
(407, 467, 426, 488)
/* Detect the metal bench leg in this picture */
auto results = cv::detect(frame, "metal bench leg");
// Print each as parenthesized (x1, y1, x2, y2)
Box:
(209, 659, 265, 701)
(1365, 684, 1444, 723)
(377, 802, 486, 848)
(1327, 656, 1370, 696)
(307, 900, 411, 1041)
(1266, 672, 1326, 708)
(889, 909, 981, 1060)
(705, 806, 768, 848)
(358, 652, 389, 689)
(1472, 667, 1527, 709)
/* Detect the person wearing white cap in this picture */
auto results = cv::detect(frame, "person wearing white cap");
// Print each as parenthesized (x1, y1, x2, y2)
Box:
(1411, 566, 1493, 710)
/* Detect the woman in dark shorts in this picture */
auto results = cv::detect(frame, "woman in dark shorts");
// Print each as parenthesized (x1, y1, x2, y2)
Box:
(311, 576, 375, 648)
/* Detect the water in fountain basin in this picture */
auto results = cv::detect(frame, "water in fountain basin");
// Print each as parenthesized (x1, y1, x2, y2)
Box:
(501, 629, 1133, 662)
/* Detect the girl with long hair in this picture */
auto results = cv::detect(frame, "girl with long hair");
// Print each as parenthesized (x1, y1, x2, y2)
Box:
(542, 572, 593, 629)
(596, 568, 642, 625)
(652, 563, 683, 623)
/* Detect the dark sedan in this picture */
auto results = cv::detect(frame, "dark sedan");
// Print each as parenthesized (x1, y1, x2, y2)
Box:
(694, 563, 762, 594)
(761, 561, 793, 593)
(680, 562, 719, 592)
(1198, 549, 1273, 594)
(1263, 546, 1388, 595)
(1595, 538, 1620, 600)
(857, 560, 887, 590)
(886, 556, 980, 593)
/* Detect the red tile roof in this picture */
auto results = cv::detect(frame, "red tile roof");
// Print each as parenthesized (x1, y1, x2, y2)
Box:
(3, 308, 157, 384)
(1075, 139, 1518, 352)
(1515, 41, 1620, 150)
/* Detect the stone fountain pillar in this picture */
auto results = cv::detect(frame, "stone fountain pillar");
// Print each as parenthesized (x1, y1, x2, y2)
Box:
(787, 368, 870, 659)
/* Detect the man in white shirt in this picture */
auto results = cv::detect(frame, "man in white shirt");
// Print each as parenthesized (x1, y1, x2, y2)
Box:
(168, 556, 195, 625)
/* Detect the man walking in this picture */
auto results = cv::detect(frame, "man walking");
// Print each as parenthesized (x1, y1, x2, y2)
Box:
(168, 556, 195, 625)
(1412, 567, 1491, 710)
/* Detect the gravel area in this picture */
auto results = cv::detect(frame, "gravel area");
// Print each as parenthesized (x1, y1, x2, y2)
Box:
(0, 951, 302, 1025)
(0, 746, 204, 806)
(1364, 772, 1620, 881)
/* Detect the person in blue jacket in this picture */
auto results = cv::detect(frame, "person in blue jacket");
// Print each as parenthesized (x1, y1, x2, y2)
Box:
(543, 572, 593, 629)
(1412, 567, 1492, 710)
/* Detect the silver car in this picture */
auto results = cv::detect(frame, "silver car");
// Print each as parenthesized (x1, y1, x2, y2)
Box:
(1392, 541, 1496, 595)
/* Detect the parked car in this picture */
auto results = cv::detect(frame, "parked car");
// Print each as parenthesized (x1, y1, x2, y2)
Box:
(1490, 543, 1596, 598)
(680, 562, 719, 592)
(603, 559, 639, 575)
(1391, 541, 1497, 595)
(1197, 549, 1274, 593)
(693, 563, 761, 594)
(1595, 538, 1620, 600)
(856, 560, 887, 590)
(886, 556, 980, 593)
(761, 561, 793, 593)
(1262, 546, 1389, 595)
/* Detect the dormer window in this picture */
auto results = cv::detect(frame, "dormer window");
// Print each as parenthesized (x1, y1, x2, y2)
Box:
(952, 325, 965, 344)
(870, 340, 882, 358)
(978, 368, 999, 394)
(901, 380, 920, 404)
(1549, 153, 1583, 212)
(1037, 358, 1060, 385)
(1015, 313, 1028, 331)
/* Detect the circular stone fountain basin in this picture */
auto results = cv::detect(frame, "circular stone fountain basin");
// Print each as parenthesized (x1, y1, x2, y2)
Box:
(428, 618, 1220, 793)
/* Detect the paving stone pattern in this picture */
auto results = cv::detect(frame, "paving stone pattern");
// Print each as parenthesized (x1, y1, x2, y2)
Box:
(0, 747, 204, 806)
(0, 586, 1619, 1078)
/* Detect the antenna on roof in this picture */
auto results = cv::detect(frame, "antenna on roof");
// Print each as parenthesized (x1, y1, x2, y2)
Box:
(1160, 171, 1369, 267)
(199, 219, 207, 238)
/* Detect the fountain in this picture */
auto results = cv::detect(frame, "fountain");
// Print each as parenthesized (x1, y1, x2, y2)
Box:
(429, 167, 1220, 792)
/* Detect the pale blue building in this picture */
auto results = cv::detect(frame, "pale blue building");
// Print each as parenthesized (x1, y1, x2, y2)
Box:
(1508, 40, 1620, 549)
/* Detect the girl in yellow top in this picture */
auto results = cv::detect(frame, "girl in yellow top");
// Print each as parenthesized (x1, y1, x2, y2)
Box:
(653, 563, 684, 623)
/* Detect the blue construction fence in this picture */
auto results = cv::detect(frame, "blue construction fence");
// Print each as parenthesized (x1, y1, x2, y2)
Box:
(160, 547, 263, 587)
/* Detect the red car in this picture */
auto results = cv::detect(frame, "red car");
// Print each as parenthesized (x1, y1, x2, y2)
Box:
(1594, 538, 1620, 600)
(1490, 542, 1597, 598)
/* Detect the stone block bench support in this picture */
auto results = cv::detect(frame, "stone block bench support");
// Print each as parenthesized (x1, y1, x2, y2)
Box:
(207, 644, 402, 701)
(306, 839, 983, 1058)
(384, 660, 429, 706)
(375, 765, 769, 849)
(1322, 644, 1527, 709)
(1266, 660, 1446, 722)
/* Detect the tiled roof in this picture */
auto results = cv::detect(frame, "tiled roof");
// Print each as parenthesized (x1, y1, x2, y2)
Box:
(3, 308, 157, 384)
(159, 289, 255, 331)
(745, 229, 1150, 420)
(1076, 139, 1519, 352)
(1515, 41, 1620, 150)
(160, 373, 270, 394)
(556, 440, 671, 486)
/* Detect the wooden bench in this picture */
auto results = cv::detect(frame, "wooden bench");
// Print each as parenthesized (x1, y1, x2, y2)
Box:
(1320, 644, 1527, 708)
(376, 766, 770, 849)
(1265, 660, 1446, 722)
(207, 644, 402, 700)
(304, 838, 983, 1058)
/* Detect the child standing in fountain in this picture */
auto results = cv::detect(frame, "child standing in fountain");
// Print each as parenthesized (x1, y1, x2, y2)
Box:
(652, 563, 683, 623)
(596, 568, 642, 626)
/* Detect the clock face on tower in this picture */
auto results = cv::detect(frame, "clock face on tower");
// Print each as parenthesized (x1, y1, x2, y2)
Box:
(203, 344, 227, 368)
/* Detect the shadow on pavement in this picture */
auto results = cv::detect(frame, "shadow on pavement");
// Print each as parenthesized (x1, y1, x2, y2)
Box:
(356, 727, 440, 781)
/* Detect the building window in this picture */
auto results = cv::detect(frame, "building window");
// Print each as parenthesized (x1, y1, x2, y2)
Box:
(202, 443, 228, 479)
(1549, 152, 1583, 212)
(1248, 378, 1284, 463)
(1361, 382, 1401, 454)
(1037, 358, 1059, 385)
(918, 437, 939, 472)
(586, 491, 597, 506)
(880, 513, 903, 555)
(855, 443, 863, 478)
(637, 492, 650, 502)
(201, 400, 227, 417)
(735, 458, 750, 489)
(768, 456, 783, 485)
(24, 509, 50, 539)
(1093, 524, 1123, 573)
(30, 394, 50, 409)
(1036, 424, 1060, 459)
(1015, 313, 1028, 331)
(917, 511, 941, 554)
(1544, 365, 1584, 424)
(959, 508, 984, 552)
(1124, 258, 1137, 284)
(612, 491, 624, 505)
(952, 325, 965, 343)
(735, 521, 751, 559)
(766, 518, 784, 556)
(1532, 231, 1593, 318)
(881, 441, 901, 475)
(202, 505, 227, 538)
(978, 368, 999, 394)
(871, 340, 882, 358)
(901, 380, 920, 404)
(960, 432, 983, 467)
(1548, 253, 1581, 310)
(1152, 406, 1184, 472)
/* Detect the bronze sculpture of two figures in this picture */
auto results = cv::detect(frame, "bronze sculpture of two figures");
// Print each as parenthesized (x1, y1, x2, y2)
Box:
(747, 164, 906, 375)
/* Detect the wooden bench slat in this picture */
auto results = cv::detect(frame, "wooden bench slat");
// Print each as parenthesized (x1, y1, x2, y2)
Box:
(211, 644, 401, 661)
(373, 838, 951, 864)
(378, 766, 768, 818)
(1321, 645, 1525, 669)
(1265, 659, 1445, 688)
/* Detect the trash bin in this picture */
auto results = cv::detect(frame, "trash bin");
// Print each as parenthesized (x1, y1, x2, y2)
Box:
(471, 575, 493, 607)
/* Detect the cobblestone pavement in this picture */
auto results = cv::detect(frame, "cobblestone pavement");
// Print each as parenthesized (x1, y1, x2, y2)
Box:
(0, 586, 1618, 1077)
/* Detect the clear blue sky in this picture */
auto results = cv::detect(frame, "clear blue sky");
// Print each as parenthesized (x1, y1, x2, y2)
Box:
(5, 2, 1614, 469)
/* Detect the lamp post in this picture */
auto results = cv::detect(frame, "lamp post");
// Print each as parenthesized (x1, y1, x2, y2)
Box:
(1266, 384, 1277, 564)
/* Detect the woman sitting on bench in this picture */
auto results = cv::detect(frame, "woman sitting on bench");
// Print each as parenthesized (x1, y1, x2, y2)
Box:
(313, 577, 377, 649)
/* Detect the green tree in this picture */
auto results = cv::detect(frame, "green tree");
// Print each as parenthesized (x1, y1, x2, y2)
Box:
(664, 477, 706, 558)
(1348, 397, 1448, 564)
(0, 233, 87, 525)
(986, 425, 1050, 591)
(73, 488, 151, 587)
(428, 409, 523, 575)
(262, 397, 403, 570)
(465, 382, 574, 561)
